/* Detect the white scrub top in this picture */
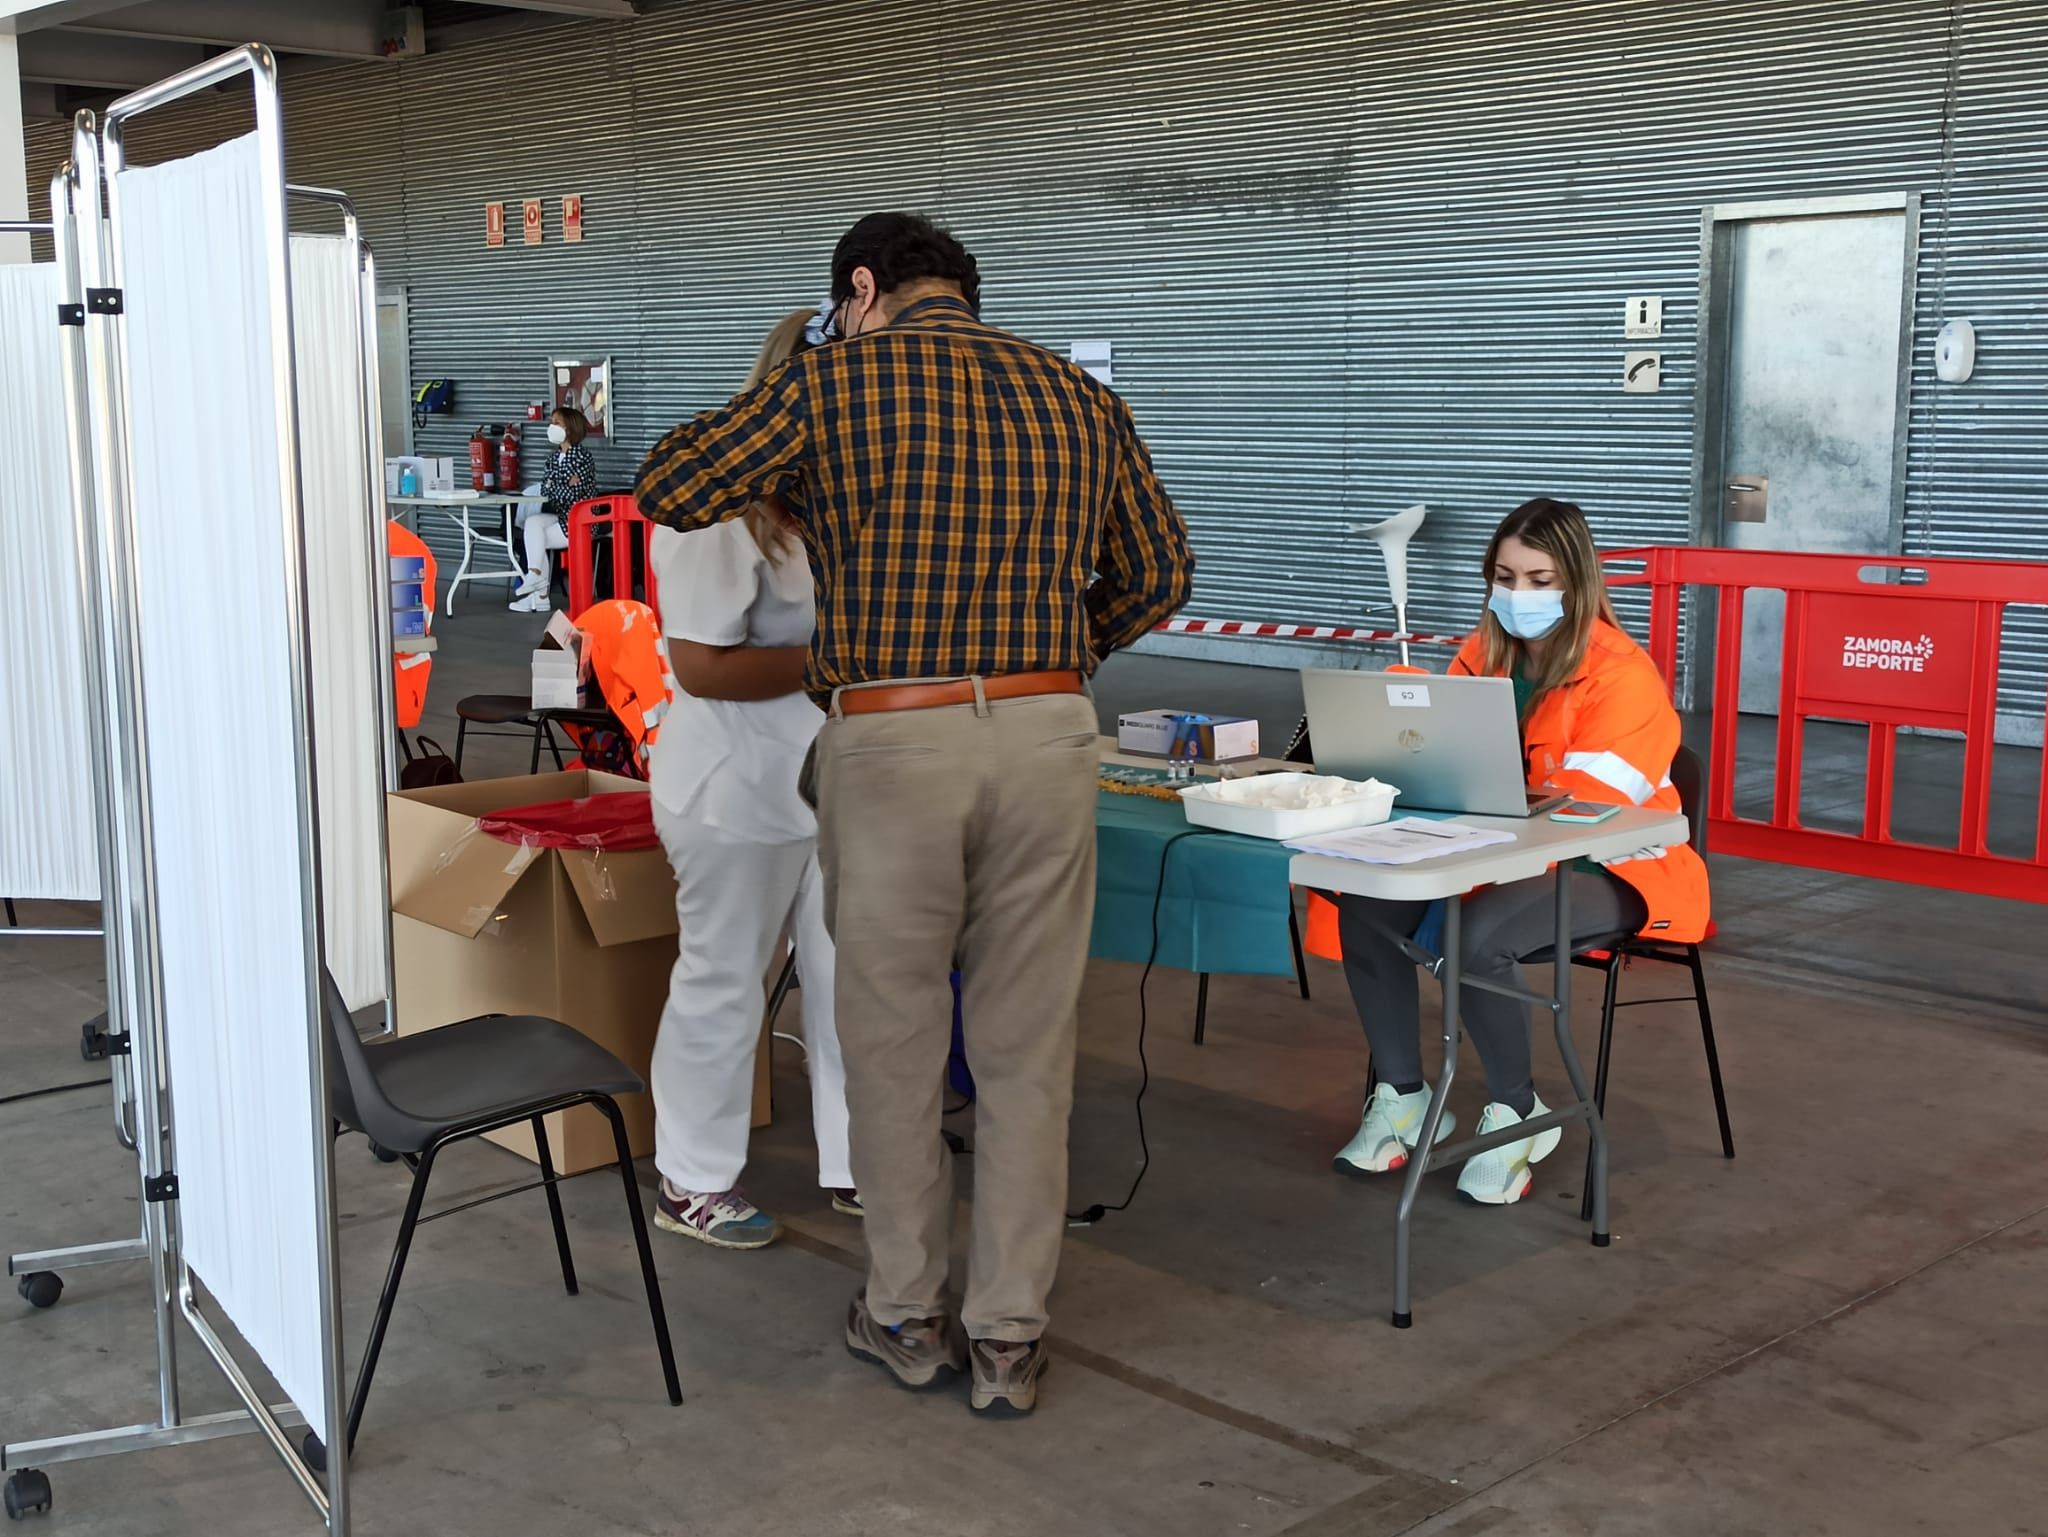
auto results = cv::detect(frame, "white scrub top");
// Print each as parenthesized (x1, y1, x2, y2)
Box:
(647, 519, 823, 844)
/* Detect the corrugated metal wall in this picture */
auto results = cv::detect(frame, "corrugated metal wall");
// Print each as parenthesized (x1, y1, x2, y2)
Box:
(21, 0, 2048, 734)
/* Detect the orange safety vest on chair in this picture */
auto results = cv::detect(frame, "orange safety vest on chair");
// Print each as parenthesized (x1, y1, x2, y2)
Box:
(1303, 618, 1712, 960)
(573, 598, 678, 776)
(388, 520, 436, 731)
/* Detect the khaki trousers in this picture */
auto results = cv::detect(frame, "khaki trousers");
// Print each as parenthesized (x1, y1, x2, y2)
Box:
(813, 689, 1099, 1342)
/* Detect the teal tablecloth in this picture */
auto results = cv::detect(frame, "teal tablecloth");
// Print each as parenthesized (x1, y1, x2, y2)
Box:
(1091, 790, 1298, 978)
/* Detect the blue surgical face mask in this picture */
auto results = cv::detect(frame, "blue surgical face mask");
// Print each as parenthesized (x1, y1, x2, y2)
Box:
(1488, 584, 1566, 641)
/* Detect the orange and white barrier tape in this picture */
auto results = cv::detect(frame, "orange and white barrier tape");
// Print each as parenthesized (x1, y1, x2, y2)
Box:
(1154, 617, 1464, 646)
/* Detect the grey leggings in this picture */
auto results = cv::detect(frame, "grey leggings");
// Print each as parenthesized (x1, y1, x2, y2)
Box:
(1336, 870, 1647, 1117)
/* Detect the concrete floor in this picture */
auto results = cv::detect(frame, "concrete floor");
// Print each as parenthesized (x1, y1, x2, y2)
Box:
(5, 591, 2046, 1535)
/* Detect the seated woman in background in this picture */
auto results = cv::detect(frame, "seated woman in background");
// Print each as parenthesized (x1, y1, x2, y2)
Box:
(643, 309, 854, 1249)
(1332, 496, 1709, 1205)
(510, 405, 597, 614)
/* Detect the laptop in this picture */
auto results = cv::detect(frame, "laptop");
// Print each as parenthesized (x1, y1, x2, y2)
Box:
(1300, 669, 1567, 818)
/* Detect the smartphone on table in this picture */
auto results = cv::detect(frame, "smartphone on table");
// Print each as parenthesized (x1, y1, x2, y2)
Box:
(1550, 801, 1621, 824)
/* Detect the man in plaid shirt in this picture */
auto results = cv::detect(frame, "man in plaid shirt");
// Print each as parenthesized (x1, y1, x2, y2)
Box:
(638, 212, 1192, 1416)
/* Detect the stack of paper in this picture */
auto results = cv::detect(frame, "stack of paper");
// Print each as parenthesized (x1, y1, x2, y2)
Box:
(1287, 818, 1517, 866)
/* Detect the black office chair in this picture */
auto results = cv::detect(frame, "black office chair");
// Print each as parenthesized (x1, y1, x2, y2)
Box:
(311, 972, 680, 1468)
(1525, 744, 1735, 1220)
(452, 693, 562, 775)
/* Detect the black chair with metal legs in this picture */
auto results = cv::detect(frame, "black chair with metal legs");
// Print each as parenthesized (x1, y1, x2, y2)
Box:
(311, 971, 680, 1469)
(1522, 745, 1734, 1219)
(1190, 905, 1312, 1044)
(452, 692, 563, 775)
(1185, 721, 1320, 1046)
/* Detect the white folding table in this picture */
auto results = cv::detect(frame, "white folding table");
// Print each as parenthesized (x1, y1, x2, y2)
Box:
(1288, 805, 1690, 1327)
(388, 492, 534, 613)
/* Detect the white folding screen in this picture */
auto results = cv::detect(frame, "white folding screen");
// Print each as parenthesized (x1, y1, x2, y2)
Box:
(0, 261, 101, 901)
(116, 133, 329, 1444)
(291, 233, 386, 1014)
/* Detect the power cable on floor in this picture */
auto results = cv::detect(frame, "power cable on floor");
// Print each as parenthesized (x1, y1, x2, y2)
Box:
(0, 1077, 111, 1108)
(1068, 828, 1210, 1226)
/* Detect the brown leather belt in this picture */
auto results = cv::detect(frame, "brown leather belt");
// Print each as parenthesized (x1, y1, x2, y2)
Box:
(835, 670, 1086, 716)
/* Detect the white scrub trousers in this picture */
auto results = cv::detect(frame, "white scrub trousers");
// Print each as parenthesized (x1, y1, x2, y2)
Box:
(650, 807, 850, 1194)
(522, 510, 568, 578)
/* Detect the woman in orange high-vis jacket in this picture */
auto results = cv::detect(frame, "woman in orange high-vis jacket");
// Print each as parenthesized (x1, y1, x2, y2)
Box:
(1328, 497, 1709, 1206)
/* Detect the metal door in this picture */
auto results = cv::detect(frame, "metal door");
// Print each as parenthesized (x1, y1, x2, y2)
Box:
(375, 291, 411, 457)
(1711, 204, 1914, 710)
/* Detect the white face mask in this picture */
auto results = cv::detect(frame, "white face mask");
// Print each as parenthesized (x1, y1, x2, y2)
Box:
(546, 423, 568, 446)
(1488, 583, 1566, 641)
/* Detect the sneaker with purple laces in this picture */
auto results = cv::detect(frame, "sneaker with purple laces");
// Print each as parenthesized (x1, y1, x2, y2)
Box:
(844, 1293, 965, 1391)
(969, 1338, 1046, 1417)
(652, 1181, 780, 1250)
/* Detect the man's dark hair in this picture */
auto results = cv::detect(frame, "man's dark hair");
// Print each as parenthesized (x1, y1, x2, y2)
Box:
(831, 212, 981, 314)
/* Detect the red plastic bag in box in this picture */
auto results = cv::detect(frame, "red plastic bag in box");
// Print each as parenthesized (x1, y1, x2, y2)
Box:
(476, 792, 658, 853)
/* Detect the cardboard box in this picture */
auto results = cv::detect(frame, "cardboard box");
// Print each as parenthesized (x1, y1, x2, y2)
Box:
(422, 456, 457, 495)
(387, 770, 769, 1173)
(1116, 709, 1261, 762)
(531, 611, 594, 709)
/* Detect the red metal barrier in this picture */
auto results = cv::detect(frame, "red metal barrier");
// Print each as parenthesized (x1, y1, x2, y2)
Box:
(1601, 546, 2048, 903)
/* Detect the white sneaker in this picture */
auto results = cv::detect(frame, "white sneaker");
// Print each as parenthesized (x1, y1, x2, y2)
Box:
(1455, 1094, 1563, 1206)
(1333, 1081, 1455, 1176)
(507, 592, 550, 614)
(514, 569, 547, 598)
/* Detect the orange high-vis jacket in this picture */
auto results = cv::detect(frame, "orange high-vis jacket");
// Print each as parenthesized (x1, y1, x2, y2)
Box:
(574, 598, 678, 772)
(1304, 617, 1712, 959)
(388, 520, 436, 731)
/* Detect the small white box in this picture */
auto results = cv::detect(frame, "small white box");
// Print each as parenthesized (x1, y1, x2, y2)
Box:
(531, 611, 592, 708)
(422, 456, 457, 494)
(1116, 709, 1260, 762)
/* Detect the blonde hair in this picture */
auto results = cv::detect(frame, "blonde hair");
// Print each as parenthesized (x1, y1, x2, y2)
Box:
(1475, 497, 1622, 708)
(742, 307, 818, 562)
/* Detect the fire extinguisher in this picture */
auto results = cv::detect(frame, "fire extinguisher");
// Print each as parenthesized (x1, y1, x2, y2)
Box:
(497, 424, 522, 495)
(468, 427, 495, 492)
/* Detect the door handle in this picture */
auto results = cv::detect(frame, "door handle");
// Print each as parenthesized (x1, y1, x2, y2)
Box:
(1726, 480, 1766, 493)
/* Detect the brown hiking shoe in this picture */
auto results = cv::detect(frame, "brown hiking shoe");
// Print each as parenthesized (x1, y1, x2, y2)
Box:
(844, 1293, 965, 1391)
(969, 1338, 1046, 1416)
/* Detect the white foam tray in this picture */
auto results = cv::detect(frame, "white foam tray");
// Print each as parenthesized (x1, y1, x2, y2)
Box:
(1177, 772, 1398, 841)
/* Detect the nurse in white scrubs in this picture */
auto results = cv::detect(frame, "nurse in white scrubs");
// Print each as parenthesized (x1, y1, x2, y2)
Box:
(645, 309, 853, 1251)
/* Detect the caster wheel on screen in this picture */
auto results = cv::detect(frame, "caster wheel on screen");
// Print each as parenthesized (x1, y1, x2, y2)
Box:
(15, 1273, 61, 1310)
(4, 1468, 53, 1520)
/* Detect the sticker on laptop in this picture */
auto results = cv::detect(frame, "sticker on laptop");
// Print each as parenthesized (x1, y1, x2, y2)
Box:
(1386, 684, 1430, 708)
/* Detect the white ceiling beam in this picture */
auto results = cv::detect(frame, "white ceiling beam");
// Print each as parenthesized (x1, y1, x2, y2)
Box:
(479, 0, 640, 16)
(58, 0, 394, 59)
(0, 1, 134, 32)
(17, 26, 206, 86)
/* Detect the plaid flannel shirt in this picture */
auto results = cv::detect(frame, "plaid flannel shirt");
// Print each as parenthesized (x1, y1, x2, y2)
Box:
(636, 294, 1193, 701)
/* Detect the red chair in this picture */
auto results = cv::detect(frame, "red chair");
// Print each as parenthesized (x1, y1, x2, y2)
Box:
(566, 495, 661, 625)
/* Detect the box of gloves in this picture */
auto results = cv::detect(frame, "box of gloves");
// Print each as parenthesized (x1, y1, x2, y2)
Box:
(1116, 709, 1261, 762)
